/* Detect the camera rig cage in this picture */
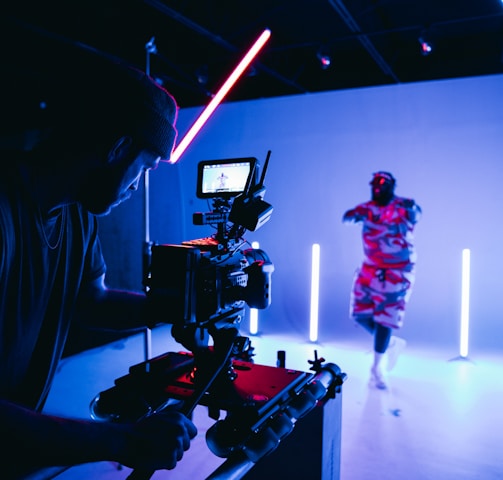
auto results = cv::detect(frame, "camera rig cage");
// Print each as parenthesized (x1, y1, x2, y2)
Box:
(148, 152, 274, 339)
(90, 151, 346, 480)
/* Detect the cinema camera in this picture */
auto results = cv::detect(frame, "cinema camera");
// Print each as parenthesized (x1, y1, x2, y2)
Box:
(90, 152, 346, 480)
(147, 151, 274, 349)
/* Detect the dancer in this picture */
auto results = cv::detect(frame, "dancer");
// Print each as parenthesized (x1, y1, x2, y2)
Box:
(343, 171, 421, 389)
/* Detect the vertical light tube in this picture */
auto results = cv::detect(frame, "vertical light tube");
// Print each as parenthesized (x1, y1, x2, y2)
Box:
(310, 243, 321, 342)
(168, 29, 271, 164)
(460, 248, 471, 358)
(249, 241, 260, 335)
(249, 307, 258, 335)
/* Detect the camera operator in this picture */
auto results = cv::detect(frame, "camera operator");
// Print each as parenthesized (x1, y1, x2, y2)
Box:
(0, 62, 197, 478)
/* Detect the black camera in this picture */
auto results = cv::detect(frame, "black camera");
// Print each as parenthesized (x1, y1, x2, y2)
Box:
(145, 153, 274, 335)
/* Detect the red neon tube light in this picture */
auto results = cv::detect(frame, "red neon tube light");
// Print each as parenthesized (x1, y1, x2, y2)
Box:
(167, 28, 271, 164)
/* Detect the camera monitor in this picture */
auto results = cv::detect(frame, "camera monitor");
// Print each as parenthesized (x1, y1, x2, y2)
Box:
(196, 157, 257, 199)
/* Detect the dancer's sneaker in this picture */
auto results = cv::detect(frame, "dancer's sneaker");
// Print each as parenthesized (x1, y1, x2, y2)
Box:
(369, 366, 387, 390)
(386, 336, 407, 372)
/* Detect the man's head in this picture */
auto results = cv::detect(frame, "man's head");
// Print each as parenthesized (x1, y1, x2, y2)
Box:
(44, 62, 179, 161)
(31, 62, 179, 215)
(73, 64, 179, 215)
(370, 171, 396, 206)
(100, 65, 179, 161)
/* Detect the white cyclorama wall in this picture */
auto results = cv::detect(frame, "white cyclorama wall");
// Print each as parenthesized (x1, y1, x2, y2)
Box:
(99, 73, 503, 354)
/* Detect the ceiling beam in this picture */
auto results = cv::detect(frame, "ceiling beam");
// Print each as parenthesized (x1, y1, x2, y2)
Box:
(328, 0, 400, 83)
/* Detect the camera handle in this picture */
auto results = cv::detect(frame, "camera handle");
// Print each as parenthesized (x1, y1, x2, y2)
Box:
(126, 327, 240, 480)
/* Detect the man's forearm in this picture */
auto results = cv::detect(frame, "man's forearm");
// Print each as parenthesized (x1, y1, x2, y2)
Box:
(1, 399, 125, 475)
(76, 288, 155, 331)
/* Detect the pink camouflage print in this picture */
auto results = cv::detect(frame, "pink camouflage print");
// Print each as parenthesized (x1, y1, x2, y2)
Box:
(346, 196, 421, 328)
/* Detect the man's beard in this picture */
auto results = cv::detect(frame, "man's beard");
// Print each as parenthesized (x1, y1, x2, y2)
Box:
(372, 189, 394, 206)
(76, 169, 131, 216)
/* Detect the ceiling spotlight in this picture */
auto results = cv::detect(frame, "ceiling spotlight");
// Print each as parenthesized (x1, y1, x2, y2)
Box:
(316, 49, 332, 70)
(418, 31, 434, 56)
(195, 65, 209, 86)
(145, 37, 157, 55)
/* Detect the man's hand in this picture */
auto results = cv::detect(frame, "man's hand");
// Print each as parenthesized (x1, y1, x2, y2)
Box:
(343, 206, 368, 223)
(400, 198, 415, 209)
(120, 410, 198, 471)
(398, 198, 422, 223)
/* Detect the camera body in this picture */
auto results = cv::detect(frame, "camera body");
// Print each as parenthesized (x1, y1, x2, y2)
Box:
(145, 155, 273, 332)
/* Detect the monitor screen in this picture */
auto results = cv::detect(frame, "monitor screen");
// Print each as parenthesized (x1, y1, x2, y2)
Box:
(196, 157, 256, 199)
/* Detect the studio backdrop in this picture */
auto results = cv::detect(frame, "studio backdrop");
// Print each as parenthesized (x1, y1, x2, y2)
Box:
(98, 73, 503, 355)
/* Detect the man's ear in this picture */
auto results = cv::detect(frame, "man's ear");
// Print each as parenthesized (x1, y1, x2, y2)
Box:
(107, 136, 133, 164)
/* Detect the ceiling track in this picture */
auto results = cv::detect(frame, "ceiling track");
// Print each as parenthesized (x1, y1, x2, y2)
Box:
(145, 0, 308, 94)
(328, 0, 400, 83)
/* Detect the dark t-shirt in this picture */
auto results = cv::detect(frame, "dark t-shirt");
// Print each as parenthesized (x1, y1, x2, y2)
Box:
(0, 165, 106, 411)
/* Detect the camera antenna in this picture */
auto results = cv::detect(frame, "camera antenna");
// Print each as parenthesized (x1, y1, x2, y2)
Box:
(242, 162, 257, 197)
(258, 150, 271, 188)
(244, 150, 270, 197)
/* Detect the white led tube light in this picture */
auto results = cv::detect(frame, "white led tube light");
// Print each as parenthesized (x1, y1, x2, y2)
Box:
(309, 243, 320, 342)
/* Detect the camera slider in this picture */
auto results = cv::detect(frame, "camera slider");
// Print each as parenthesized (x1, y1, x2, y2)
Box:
(91, 350, 311, 423)
(91, 347, 346, 479)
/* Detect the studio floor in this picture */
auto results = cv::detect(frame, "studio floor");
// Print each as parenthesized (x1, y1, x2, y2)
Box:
(43, 325, 503, 480)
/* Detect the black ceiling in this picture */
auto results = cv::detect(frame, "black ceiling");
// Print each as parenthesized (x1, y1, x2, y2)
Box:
(3, 0, 503, 111)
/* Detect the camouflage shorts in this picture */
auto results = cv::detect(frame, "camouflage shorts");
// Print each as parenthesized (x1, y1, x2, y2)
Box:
(349, 263, 415, 328)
